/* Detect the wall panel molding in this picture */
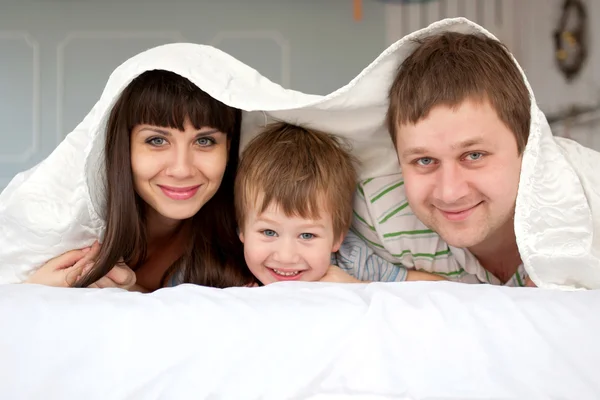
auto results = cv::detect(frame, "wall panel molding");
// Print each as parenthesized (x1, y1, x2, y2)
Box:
(55, 30, 186, 143)
(210, 30, 291, 88)
(0, 31, 40, 164)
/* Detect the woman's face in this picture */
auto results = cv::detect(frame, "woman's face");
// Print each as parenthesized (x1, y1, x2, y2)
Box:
(130, 118, 230, 224)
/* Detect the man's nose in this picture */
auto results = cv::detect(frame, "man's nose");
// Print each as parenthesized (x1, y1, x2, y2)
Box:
(434, 163, 470, 205)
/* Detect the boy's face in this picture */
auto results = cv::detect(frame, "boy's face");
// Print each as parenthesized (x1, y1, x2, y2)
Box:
(394, 99, 523, 253)
(239, 202, 343, 285)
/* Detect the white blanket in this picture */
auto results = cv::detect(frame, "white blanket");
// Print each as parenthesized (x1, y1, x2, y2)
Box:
(1, 281, 599, 399)
(0, 17, 598, 289)
(1, 18, 599, 289)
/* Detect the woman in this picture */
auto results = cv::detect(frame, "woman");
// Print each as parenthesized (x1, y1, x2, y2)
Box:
(27, 69, 256, 292)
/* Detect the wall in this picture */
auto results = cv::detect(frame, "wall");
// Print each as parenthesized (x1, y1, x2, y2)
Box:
(1, 0, 599, 192)
(384, 0, 600, 150)
(0, 0, 388, 190)
(517, 0, 600, 150)
(385, 0, 520, 56)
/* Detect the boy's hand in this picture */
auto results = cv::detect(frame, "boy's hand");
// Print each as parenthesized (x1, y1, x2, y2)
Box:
(524, 277, 537, 287)
(405, 270, 448, 281)
(319, 265, 363, 283)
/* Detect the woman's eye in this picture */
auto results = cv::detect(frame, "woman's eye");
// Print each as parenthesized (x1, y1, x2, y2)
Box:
(262, 229, 277, 237)
(416, 157, 434, 166)
(299, 233, 314, 240)
(196, 137, 215, 147)
(148, 137, 166, 146)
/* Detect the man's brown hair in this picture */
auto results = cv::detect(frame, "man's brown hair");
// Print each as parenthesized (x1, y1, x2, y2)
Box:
(235, 122, 358, 239)
(387, 32, 531, 154)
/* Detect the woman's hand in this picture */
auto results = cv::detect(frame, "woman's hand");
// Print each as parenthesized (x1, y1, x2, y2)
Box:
(25, 241, 138, 291)
(319, 265, 363, 283)
(25, 247, 94, 287)
(87, 258, 137, 290)
(75, 242, 138, 290)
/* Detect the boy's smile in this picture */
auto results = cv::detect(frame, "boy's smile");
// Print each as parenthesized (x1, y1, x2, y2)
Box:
(239, 202, 343, 285)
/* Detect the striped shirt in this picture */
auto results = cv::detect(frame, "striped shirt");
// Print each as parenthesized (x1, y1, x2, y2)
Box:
(334, 230, 408, 282)
(350, 173, 528, 287)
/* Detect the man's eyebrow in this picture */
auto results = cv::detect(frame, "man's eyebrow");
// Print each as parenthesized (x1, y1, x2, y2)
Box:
(401, 147, 428, 158)
(452, 137, 485, 149)
(401, 138, 486, 158)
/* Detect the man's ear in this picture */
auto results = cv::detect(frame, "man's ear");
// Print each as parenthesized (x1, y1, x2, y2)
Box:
(332, 233, 345, 253)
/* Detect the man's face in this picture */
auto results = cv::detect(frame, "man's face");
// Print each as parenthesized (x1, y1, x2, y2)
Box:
(395, 99, 523, 251)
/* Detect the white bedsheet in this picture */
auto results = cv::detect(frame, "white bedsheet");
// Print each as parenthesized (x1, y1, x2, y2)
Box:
(1, 281, 599, 399)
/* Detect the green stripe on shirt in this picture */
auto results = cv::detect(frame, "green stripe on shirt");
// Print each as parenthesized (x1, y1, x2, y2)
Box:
(378, 201, 410, 224)
(383, 229, 435, 238)
(391, 248, 451, 259)
(370, 180, 404, 203)
(353, 210, 376, 231)
(350, 227, 385, 249)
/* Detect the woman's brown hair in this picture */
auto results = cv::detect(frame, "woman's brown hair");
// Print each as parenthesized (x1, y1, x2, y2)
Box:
(75, 69, 255, 288)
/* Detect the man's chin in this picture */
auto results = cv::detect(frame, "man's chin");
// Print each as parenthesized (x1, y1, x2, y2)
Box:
(435, 227, 483, 249)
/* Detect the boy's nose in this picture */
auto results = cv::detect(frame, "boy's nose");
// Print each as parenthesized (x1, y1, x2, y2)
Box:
(273, 239, 300, 264)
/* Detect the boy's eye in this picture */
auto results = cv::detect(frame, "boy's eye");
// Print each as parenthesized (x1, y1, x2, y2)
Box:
(299, 233, 314, 240)
(262, 229, 277, 237)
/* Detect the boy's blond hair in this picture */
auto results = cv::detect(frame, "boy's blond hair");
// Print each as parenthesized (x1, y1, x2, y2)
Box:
(235, 122, 358, 239)
(387, 32, 531, 154)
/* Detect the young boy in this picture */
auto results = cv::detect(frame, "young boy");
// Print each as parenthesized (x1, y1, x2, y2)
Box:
(234, 122, 446, 285)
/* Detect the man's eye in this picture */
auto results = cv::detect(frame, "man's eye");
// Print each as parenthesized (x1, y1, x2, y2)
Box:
(466, 152, 483, 161)
(416, 157, 433, 166)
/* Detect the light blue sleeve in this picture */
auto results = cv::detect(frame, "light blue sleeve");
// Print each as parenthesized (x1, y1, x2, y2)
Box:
(334, 230, 408, 282)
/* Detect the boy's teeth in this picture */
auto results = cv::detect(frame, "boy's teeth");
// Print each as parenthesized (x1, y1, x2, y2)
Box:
(273, 269, 300, 276)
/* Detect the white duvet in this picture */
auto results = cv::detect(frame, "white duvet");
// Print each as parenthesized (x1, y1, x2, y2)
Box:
(1, 281, 600, 399)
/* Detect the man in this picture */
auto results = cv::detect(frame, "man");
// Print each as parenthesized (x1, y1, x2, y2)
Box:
(351, 32, 538, 287)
